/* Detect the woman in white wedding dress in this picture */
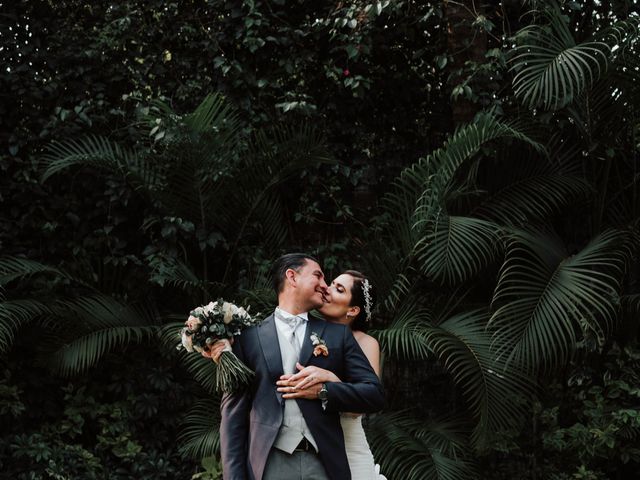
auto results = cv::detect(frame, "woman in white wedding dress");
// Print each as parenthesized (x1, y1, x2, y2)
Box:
(286, 270, 386, 480)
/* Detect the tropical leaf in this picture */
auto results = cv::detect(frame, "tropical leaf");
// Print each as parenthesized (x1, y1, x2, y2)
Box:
(159, 322, 220, 394)
(159, 321, 185, 349)
(416, 215, 502, 285)
(178, 349, 219, 394)
(0, 257, 72, 286)
(370, 303, 434, 360)
(184, 93, 241, 136)
(367, 411, 476, 480)
(473, 173, 591, 227)
(147, 253, 220, 296)
(178, 397, 221, 459)
(384, 114, 543, 241)
(360, 236, 415, 313)
(0, 298, 51, 353)
(45, 295, 158, 375)
(621, 294, 640, 314)
(426, 309, 533, 448)
(510, 2, 610, 110)
(490, 229, 630, 370)
(375, 114, 545, 303)
(414, 113, 546, 226)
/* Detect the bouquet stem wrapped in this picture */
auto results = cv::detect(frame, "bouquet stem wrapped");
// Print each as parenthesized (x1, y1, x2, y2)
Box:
(178, 300, 260, 393)
(216, 350, 255, 393)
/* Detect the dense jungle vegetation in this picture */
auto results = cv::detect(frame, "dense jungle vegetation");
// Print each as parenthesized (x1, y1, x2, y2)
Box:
(2, 1, 640, 479)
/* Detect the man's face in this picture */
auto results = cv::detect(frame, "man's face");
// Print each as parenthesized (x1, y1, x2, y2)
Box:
(290, 259, 329, 310)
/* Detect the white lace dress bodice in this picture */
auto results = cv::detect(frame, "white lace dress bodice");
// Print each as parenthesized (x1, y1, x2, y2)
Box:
(340, 413, 386, 480)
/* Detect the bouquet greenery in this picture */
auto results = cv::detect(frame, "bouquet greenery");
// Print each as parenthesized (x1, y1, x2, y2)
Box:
(178, 300, 260, 393)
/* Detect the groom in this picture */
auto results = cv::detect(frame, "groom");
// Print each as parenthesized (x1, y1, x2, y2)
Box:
(219, 253, 384, 479)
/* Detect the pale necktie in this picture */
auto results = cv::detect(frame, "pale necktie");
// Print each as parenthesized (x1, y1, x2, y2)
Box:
(282, 315, 304, 355)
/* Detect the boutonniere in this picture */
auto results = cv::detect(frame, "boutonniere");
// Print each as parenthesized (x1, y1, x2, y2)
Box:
(310, 332, 329, 357)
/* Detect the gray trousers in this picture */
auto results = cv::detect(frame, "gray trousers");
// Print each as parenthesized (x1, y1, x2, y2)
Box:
(263, 448, 329, 480)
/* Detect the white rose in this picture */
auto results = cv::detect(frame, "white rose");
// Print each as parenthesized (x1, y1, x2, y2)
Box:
(181, 330, 194, 352)
(203, 301, 218, 315)
(222, 302, 236, 324)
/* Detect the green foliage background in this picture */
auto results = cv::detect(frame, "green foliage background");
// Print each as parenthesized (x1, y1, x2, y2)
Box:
(2, 1, 640, 479)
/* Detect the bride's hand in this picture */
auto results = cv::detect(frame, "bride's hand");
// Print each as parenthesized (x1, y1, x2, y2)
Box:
(276, 362, 341, 392)
(201, 338, 233, 364)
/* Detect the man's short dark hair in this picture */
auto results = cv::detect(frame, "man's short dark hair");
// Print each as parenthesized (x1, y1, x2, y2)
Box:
(271, 253, 319, 295)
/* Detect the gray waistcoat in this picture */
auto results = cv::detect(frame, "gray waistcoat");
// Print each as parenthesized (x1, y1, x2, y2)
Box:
(272, 323, 318, 453)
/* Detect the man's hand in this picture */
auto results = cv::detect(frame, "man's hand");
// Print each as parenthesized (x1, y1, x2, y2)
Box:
(201, 338, 233, 364)
(277, 381, 323, 399)
(276, 362, 341, 399)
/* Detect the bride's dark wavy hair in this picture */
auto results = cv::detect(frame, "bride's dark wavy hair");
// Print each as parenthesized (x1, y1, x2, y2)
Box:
(343, 270, 375, 333)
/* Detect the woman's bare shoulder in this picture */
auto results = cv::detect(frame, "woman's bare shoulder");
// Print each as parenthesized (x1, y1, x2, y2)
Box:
(353, 331, 379, 349)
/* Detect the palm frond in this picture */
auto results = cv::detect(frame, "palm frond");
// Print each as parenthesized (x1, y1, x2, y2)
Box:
(367, 412, 477, 480)
(251, 192, 289, 252)
(178, 396, 221, 459)
(159, 321, 185, 350)
(510, 2, 610, 110)
(213, 124, 335, 275)
(45, 295, 158, 375)
(159, 322, 220, 394)
(178, 350, 219, 394)
(415, 114, 547, 226)
(621, 294, 640, 314)
(41, 134, 164, 198)
(0, 256, 74, 286)
(360, 237, 415, 313)
(48, 325, 156, 376)
(41, 135, 135, 180)
(0, 299, 51, 352)
(147, 253, 220, 296)
(428, 309, 533, 448)
(375, 114, 544, 302)
(416, 216, 502, 285)
(185, 93, 241, 136)
(389, 114, 544, 240)
(474, 173, 592, 227)
(490, 229, 630, 370)
(370, 303, 434, 360)
(382, 271, 414, 312)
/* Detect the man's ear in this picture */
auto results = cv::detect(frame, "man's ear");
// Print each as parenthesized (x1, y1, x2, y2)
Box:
(285, 268, 297, 287)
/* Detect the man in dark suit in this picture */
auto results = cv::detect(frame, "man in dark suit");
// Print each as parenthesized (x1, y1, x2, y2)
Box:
(218, 253, 384, 479)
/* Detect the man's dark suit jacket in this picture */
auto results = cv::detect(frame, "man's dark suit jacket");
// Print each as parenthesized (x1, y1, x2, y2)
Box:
(220, 313, 384, 480)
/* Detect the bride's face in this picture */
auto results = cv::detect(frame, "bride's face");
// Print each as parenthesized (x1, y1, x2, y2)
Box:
(319, 273, 359, 324)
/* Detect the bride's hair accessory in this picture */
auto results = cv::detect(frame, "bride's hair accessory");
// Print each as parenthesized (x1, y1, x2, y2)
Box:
(362, 279, 372, 322)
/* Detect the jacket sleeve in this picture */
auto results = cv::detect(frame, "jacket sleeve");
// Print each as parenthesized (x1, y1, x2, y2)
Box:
(324, 326, 385, 413)
(219, 336, 251, 480)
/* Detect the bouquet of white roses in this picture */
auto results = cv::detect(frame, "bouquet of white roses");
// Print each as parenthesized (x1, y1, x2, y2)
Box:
(178, 300, 260, 393)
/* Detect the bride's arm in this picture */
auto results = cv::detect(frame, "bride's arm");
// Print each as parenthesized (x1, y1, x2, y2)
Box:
(277, 334, 381, 397)
(277, 362, 341, 394)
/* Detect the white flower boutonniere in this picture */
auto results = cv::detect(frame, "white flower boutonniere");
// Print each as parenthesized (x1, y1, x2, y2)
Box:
(310, 332, 329, 357)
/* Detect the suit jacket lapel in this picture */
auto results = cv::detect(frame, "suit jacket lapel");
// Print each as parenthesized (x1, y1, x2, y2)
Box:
(299, 316, 327, 366)
(257, 314, 284, 379)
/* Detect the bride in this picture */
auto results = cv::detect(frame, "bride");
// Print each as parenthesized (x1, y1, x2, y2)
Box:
(279, 270, 386, 480)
